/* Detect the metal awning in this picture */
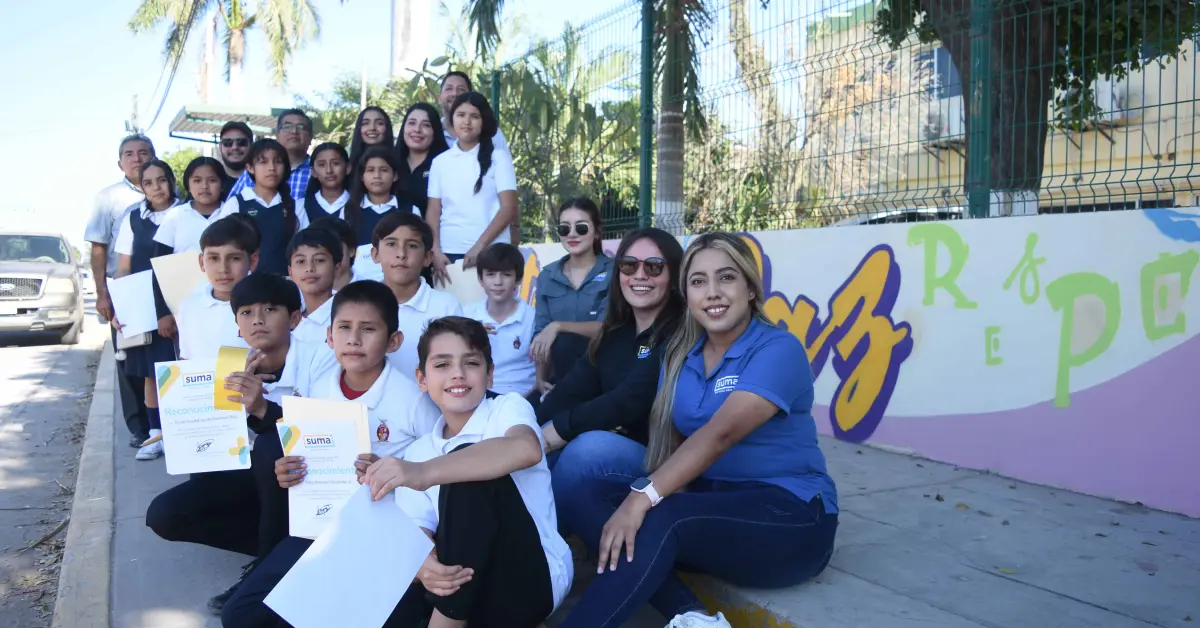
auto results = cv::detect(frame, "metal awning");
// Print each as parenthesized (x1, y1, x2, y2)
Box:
(167, 104, 286, 143)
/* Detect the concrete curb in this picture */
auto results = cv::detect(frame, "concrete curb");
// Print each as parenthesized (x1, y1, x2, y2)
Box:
(52, 339, 116, 628)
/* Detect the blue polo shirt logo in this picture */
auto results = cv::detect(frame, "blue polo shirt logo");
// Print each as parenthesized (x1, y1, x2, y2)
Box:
(713, 375, 739, 394)
(593, 272, 608, 282)
(636, 345, 651, 359)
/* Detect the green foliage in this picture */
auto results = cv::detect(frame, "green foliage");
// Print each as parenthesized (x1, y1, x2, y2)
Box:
(163, 147, 203, 200)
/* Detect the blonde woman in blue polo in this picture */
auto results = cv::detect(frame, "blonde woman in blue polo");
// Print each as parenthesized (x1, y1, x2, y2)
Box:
(555, 233, 838, 628)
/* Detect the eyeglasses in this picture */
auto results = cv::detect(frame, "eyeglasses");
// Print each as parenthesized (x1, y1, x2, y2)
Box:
(616, 256, 666, 277)
(221, 138, 249, 148)
(557, 223, 590, 238)
(279, 123, 311, 133)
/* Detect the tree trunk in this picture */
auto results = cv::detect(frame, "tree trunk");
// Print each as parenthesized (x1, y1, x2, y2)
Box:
(228, 26, 246, 104)
(921, 0, 1054, 216)
(729, 0, 789, 159)
(655, 0, 687, 233)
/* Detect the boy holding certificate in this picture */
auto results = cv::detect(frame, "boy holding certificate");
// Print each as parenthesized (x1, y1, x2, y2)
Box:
(176, 216, 260, 361)
(287, 228, 341, 345)
(221, 281, 442, 628)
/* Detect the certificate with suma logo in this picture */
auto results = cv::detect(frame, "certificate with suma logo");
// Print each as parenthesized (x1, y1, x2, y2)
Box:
(155, 358, 251, 475)
(279, 396, 371, 540)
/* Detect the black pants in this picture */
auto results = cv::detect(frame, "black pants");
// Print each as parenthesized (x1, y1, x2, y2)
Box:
(222, 460, 554, 628)
(145, 469, 260, 557)
(249, 429, 290, 563)
(112, 325, 149, 438)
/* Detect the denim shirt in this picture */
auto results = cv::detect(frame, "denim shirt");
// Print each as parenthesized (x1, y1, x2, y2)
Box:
(532, 254, 612, 336)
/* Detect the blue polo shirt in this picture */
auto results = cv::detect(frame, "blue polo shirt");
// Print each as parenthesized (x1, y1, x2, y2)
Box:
(673, 317, 838, 513)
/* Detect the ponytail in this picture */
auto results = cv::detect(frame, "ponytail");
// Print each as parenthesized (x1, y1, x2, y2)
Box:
(475, 136, 493, 194)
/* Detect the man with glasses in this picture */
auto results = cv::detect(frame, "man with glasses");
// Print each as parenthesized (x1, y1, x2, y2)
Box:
(227, 109, 313, 199)
(219, 121, 254, 200)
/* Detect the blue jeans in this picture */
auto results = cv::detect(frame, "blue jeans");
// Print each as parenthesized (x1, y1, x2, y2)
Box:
(553, 431, 838, 628)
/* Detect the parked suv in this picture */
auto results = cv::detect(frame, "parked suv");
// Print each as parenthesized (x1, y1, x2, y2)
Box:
(0, 232, 85, 344)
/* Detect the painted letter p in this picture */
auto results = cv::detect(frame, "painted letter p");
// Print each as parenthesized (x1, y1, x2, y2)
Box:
(1045, 272, 1121, 408)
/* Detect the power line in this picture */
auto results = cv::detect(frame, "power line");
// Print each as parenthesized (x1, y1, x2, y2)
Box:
(145, 0, 206, 132)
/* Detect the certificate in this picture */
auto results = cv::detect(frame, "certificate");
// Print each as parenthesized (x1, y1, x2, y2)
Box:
(108, 270, 158, 336)
(265, 485, 433, 628)
(279, 396, 371, 540)
(150, 252, 207, 316)
(155, 358, 251, 475)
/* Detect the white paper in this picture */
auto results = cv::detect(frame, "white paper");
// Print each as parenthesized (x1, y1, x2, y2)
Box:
(155, 358, 252, 475)
(150, 252, 207, 316)
(108, 270, 159, 336)
(265, 485, 433, 628)
(279, 396, 371, 540)
(434, 259, 486, 305)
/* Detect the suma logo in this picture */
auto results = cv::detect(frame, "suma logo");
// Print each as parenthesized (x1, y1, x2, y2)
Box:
(304, 434, 335, 449)
(743, 235, 913, 443)
(183, 372, 214, 387)
(713, 375, 739, 394)
(637, 345, 651, 359)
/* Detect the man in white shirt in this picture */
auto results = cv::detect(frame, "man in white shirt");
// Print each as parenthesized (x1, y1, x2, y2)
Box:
(83, 134, 155, 446)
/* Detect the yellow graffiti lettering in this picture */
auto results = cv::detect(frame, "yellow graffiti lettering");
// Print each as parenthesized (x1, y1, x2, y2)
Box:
(519, 249, 541, 305)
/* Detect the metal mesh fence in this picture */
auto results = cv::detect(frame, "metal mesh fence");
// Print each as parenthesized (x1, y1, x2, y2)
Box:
(497, 0, 1200, 239)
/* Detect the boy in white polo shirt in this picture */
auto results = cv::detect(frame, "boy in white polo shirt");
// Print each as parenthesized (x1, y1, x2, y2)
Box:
(360, 316, 571, 627)
(463, 243, 535, 397)
(370, 211, 462, 378)
(287, 227, 341, 344)
(220, 281, 442, 628)
(176, 216, 258, 361)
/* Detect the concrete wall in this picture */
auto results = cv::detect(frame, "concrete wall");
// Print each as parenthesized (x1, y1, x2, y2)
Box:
(516, 209, 1200, 517)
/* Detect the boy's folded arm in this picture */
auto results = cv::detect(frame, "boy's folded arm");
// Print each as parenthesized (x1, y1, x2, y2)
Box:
(417, 425, 542, 489)
(246, 400, 283, 434)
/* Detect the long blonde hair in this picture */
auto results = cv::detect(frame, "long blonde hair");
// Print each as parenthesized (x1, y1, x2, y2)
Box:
(644, 233, 770, 471)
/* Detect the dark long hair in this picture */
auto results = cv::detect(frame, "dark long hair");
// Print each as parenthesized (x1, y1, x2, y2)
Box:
(587, 227, 685, 363)
(349, 107, 395, 168)
(448, 92, 498, 194)
(139, 159, 179, 207)
(393, 103, 450, 173)
(246, 138, 297, 237)
(346, 147, 399, 237)
(558, 197, 604, 255)
(304, 142, 350, 197)
(182, 156, 224, 200)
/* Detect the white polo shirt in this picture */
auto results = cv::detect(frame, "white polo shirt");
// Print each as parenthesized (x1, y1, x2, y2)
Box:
(84, 178, 145, 277)
(392, 278, 464, 379)
(266, 336, 338, 403)
(427, 144, 517, 255)
(293, 294, 334, 345)
(176, 282, 246, 360)
(303, 360, 440, 459)
(215, 188, 312, 231)
(352, 196, 405, 283)
(444, 126, 509, 154)
(395, 393, 572, 610)
(297, 190, 350, 220)
(115, 201, 178, 256)
(463, 298, 536, 396)
(153, 201, 220, 253)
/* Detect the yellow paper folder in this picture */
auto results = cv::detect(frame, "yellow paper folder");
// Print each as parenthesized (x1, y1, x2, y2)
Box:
(214, 346, 250, 411)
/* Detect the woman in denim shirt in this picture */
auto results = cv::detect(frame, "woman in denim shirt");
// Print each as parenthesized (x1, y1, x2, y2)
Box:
(530, 197, 613, 395)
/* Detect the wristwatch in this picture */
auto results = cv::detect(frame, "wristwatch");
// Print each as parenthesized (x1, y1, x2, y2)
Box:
(630, 477, 662, 506)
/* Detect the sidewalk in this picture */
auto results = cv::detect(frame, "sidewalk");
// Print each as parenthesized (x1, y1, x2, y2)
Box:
(59, 348, 1200, 627)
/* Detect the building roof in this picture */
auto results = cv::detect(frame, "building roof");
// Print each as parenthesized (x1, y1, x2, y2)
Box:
(167, 104, 286, 142)
(806, 1, 878, 38)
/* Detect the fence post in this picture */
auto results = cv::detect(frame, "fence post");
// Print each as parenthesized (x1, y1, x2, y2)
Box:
(966, 0, 993, 218)
(490, 70, 501, 115)
(638, 0, 655, 228)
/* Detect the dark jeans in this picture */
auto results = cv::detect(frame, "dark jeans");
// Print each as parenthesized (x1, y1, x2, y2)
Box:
(112, 325, 149, 439)
(553, 431, 839, 628)
(146, 469, 260, 557)
(223, 450, 554, 628)
(249, 430, 290, 563)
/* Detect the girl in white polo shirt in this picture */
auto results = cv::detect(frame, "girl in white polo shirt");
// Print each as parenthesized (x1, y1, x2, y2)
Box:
(154, 156, 224, 253)
(426, 92, 518, 285)
(362, 316, 571, 628)
(297, 142, 351, 226)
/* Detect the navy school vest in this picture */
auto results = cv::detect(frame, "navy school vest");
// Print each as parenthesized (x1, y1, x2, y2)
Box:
(129, 208, 163, 274)
(237, 195, 290, 275)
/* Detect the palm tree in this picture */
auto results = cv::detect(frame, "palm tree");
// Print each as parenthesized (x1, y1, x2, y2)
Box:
(129, 0, 322, 103)
(464, 0, 710, 232)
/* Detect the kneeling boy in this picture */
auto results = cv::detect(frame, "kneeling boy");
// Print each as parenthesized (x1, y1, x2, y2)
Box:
(221, 281, 442, 628)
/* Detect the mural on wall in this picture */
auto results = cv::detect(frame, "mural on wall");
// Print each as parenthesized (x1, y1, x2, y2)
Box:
(517, 209, 1200, 516)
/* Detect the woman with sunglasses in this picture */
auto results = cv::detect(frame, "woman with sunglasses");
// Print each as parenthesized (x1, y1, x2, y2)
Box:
(538, 228, 684, 469)
(529, 198, 614, 397)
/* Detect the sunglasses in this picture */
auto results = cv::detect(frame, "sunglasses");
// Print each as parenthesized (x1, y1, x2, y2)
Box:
(616, 256, 667, 277)
(221, 138, 249, 148)
(557, 222, 590, 238)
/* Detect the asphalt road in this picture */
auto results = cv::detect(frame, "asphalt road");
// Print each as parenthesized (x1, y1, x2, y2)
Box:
(0, 309, 105, 628)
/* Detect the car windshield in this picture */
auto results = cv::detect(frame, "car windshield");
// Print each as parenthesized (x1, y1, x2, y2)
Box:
(0, 235, 70, 264)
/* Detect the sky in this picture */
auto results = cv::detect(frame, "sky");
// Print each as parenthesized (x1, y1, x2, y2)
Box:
(0, 0, 627, 251)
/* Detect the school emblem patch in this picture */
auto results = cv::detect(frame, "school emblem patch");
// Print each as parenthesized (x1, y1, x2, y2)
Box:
(513, 337, 521, 350)
(377, 420, 390, 443)
(636, 345, 651, 359)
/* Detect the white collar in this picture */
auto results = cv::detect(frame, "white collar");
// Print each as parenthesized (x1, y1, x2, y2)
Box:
(199, 284, 232, 309)
(240, 186, 282, 207)
(430, 396, 496, 449)
(475, 298, 530, 328)
(138, 199, 178, 218)
(397, 278, 434, 312)
(339, 362, 393, 410)
(451, 142, 481, 156)
(304, 294, 334, 323)
(316, 190, 349, 212)
(362, 196, 399, 213)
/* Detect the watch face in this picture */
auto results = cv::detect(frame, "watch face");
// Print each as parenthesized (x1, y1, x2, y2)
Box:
(631, 477, 651, 491)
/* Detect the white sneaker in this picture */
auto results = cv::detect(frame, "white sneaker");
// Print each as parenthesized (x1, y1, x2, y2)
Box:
(136, 430, 163, 461)
(666, 611, 731, 628)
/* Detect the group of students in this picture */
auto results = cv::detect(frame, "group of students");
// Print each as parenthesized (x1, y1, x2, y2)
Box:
(84, 71, 840, 628)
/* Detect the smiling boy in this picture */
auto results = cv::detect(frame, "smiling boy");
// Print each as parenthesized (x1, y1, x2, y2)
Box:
(287, 228, 342, 344)
(463, 243, 536, 397)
